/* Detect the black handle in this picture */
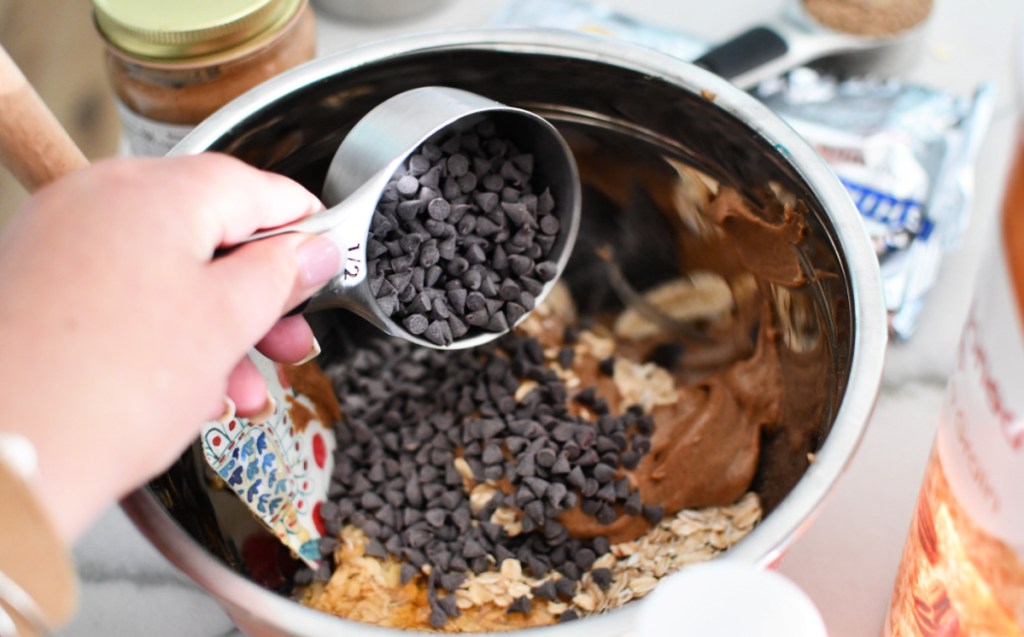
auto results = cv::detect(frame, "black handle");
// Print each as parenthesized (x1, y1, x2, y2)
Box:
(693, 26, 789, 80)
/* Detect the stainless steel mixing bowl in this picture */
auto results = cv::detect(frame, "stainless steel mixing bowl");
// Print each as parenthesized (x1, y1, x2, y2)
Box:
(121, 29, 887, 637)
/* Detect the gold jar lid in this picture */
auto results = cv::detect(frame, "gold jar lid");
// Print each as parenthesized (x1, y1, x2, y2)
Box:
(92, 0, 304, 60)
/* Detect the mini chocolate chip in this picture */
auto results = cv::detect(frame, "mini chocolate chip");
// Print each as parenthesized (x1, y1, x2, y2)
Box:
(458, 172, 478, 193)
(526, 554, 549, 578)
(523, 476, 549, 499)
(396, 175, 420, 197)
(595, 482, 616, 503)
(447, 153, 470, 177)
(539, 215, 560, 235)
(551, 422, 576, 443)
(557, 347, 575, 370)
(577, 449, 600, 467)
(590, 567, 613, 591)
(465, 309, 490, 327)
(575, 547, 596, 570)
(318, 536, 340, 557)
(425, 509, 446, 527)
(440, 571, 467, 592)
(535, 447, 557, 468)
(596, 503, 617, 525)
(294, 568, 314, 586)
(400, 562, 420, 584)
(486, 311, 509, 333)
(524, 500, 545, 525)
(424, 320, 452, 346)
(615, 477, 631, 500)
(643, 504, 665, 525)
(501, 201, 532, 227)
(592, 462, 617, 484)
(482, 174, 504, 192)
(580, 499, 601, 517)
(507, 596, 532, 615)
(405, 526, 432, 548)
(376, 293, 399, 317)
(365, 538, 388, 558)
(448, 555, 469, 572)
(633, 435, 652, 454)
(535, 261, 558, 281)
(574, 387, 596, 405)
(403, 314, 429, 335)
(479, 521, 503, 543)
(620, 450, 641, 469)
(533, 579, 557, 601)
(429, 606, 448, 628)
(427, 198, 451, 221)
(361, 492, 385, 510)
(598, 356, 616, 376)
(448, 316, 469, 338)
(554, 576, 576, 600)
(566, 466, 586, 490)
(511, 153, 534, 174)
(440, 134, 462, 154)
(462, 538, 487, 559)
(558, 562, 580, 581)
(537, 188, 555, 213)
(499, 278, 520, 301)
(555, 609, 578, 623)
(451, 507, 472, 532)
(623, 491, 643, 517)
(473, 191, 499, 212)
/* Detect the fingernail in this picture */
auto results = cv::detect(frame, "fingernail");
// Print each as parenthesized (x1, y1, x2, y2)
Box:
(294, 337, 321, 366)
(297, 235, 341, 288)
(216, 396, 236, 424)
(250, 391, 277, 424)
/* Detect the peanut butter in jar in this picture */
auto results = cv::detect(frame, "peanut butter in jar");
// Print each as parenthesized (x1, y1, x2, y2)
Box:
(91, 0, 316, 156)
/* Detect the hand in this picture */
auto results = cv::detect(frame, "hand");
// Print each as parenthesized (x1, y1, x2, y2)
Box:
(0, 154, 341, 542)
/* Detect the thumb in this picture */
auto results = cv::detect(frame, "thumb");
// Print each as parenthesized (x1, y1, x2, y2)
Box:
(204, 233, 341, 356)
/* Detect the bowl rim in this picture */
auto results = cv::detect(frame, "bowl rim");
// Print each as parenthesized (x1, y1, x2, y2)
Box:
(122, 27, 887, 637)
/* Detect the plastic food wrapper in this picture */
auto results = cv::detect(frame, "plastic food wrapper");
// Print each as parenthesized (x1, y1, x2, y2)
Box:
(755, 70, 995, 340)
(493, 0, 995, 340)
(491, 0, 707, 62)
(201, 355, 336, 568)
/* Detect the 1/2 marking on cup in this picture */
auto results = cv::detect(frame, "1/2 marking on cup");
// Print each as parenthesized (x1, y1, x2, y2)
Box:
(343, 242, 363, 281)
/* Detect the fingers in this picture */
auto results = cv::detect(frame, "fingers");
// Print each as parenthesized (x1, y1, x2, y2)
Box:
(158, 153, 325, 252)
(225, 356, 269, 416)
(205, 233, 339, 358)
(255, 315, 316, 364)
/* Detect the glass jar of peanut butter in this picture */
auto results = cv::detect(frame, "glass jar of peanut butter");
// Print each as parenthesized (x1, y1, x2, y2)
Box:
(91, 0, 316, 156)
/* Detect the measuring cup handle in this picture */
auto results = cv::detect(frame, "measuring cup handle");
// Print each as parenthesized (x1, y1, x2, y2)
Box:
(693, 26, 789, 81)
(213, 175, 384, 318)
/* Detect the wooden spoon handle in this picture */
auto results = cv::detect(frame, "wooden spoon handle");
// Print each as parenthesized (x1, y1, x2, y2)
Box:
(0, 44, 88, 193)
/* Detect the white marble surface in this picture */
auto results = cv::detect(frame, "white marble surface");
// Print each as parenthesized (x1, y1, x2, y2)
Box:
(62, 1, 1023, 635)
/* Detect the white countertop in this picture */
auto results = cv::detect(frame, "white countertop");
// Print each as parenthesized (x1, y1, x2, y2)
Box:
(62, 1, 1023, 635)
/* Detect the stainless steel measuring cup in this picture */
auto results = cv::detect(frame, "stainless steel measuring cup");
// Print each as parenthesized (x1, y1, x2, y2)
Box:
(693, 0, 930, 89)
(238, 86, 581, 349)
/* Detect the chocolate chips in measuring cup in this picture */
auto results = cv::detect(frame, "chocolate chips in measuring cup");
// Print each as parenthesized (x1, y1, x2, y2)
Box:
(367, 119, 562, 346)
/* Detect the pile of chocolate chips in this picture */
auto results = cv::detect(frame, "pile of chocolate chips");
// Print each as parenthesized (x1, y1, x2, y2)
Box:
(314, 330, 662, 627)
(366, 119, 562, 346)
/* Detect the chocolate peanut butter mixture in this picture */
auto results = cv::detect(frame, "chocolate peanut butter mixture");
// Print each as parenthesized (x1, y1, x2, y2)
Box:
(297, 165, 830, 630)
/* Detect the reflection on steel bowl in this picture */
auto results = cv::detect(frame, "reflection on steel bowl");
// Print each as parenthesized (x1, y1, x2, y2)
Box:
(311, 0, 455, 23)
(121, 30, 886, 637)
